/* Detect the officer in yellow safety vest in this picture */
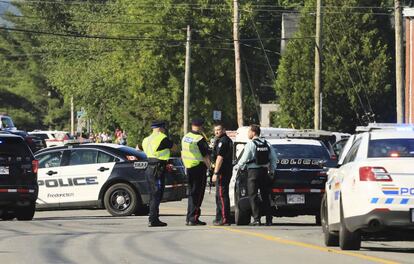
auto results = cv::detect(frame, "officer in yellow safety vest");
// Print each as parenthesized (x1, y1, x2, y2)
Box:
(182, 118, 211, 226)
(142, 121, 174, 227)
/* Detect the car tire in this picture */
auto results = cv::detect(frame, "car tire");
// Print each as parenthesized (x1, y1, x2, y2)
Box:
(16, 202, 36, 221)
(315, 213, 322, 226)
(235, 191, 250, 225)
(321, 194, 339, 246)
(339, 201, 361, 250)
(1, 210, 15, 221)
(104, 183, 139, 217)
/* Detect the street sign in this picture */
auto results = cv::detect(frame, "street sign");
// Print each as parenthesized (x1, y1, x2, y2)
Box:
(213, 110, 222, 121)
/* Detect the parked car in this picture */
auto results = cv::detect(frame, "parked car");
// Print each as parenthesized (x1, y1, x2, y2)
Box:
(0, 134, 39, 220)
(322, 129, 414, 250)
(34, 144, 187, 216)
(231, 127, 337, 225)
(29, 130, 75, 148)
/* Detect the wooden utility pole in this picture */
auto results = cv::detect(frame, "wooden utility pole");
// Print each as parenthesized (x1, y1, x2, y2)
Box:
(395, 0, 404, 123)
(314, 0, 323, 130)
(70, 96, 74, 136)
(183, 25, 191, 134)
(233, 0, 244, 127)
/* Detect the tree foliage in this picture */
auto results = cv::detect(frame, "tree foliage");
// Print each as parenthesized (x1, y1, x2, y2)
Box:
(274, 0, 395, 132)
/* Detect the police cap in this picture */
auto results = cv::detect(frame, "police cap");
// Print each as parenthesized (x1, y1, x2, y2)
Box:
(191, 118, 204, 126)
(151, 120, 166, 129)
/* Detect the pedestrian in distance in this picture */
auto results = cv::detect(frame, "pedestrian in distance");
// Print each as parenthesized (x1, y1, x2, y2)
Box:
(237, 124, 277, 226)
(142, 121, 175, 227)
(212, 123, 233, 226)
(182, 118, 211, 226)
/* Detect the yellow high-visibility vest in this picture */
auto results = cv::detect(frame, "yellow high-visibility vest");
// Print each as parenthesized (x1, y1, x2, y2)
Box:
(142, 131, 171, 161)
(181, 132, 204, 168)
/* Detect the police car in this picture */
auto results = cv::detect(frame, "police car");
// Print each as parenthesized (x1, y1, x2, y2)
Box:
(34, 144, 187, 216)
(231, 127, 337, 225)
(322, 128, 414, 250)
(0, 134, 38, 221)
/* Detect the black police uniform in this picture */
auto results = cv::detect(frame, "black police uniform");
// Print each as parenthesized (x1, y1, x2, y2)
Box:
(186, 131, 210, 225)
(213, 133, 233, 225)
(147, 137, 173, 226)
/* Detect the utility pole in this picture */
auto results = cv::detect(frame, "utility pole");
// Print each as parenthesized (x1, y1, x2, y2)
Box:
(70, 96, 74, 136)
(395, 0, 404, 123)
(233, 0, 244, 127)
(314, 0, 323, 130)
(183, 25, 191, 134)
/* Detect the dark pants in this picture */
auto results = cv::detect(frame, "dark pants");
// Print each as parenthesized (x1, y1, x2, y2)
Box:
(186, 163, 207, 223)
(147, 160, 166, 223)
(247, 167, 272, 222)
(215, 167, 232, 224)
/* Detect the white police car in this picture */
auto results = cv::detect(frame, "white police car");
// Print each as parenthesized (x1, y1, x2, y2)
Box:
(322, 129, 414, 250)
(35, 144, 187, 216)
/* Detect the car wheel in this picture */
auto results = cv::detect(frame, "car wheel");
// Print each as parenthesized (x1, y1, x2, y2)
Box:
(16, 202, 36, 221)
(1, 210, 15, 221)
(339, 201, 361, 250)
(321, 194, 339, 246)
(235, 190, 250, 225)
(315, 213, 321, 226)
(104, 183, 138, 217)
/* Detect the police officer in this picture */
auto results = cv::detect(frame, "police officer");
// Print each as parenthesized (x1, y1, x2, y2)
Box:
(237, 124, 277, 226)
(212, 123, 233, 226)
(181, 118, 211, 226)
(142, 121, 174, 227)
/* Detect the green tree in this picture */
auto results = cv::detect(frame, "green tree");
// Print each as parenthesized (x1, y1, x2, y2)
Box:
(274, 0, 395, 132)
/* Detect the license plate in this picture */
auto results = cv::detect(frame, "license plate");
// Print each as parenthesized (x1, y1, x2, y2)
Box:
(411, 209, 414, 223)
(287, 194, 305, 204)
(0, 166, 9, 175)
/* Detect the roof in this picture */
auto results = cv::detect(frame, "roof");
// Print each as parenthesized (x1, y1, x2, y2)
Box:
(266, 138, 323, 146)
(29, 130, 68, 134)
(0, 133, 22, 138)
(369, 131, 414, 140)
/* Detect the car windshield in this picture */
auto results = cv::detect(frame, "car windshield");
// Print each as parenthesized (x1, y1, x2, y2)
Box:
(368, 138, 414, 158)
(0, 137, 30, 156)
(273, 144, 330, 159)
(1, 117, 14, 129)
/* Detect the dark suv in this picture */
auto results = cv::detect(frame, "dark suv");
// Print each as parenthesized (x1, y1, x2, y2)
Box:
(0, 134, 39, 220)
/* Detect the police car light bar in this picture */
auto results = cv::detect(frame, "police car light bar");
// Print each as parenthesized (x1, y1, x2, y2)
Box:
(261, 130, 336, 140)
(356, 123, 414, 133)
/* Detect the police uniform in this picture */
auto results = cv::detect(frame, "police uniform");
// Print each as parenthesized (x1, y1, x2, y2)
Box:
(237, 136, 277, 226)
(213, 133, 233, 225)
(181, 119, 210, 225)
(142, 121, 173, 227)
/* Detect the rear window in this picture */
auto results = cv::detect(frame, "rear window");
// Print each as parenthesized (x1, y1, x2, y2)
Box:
(0, 137, 31, 156)
(118, 146, 147, 160)
(368, 138, 414, 158)
(273, 144, 330, 159)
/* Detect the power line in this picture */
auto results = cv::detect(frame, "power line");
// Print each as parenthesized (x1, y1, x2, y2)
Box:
(0, 25, 314, 43)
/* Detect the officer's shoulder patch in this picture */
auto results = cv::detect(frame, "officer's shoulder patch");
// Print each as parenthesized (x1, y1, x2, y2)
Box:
(218, 142, 223, 148)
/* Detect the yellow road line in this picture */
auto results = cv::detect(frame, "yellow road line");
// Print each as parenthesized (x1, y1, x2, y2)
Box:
(210, 226, 399, 264)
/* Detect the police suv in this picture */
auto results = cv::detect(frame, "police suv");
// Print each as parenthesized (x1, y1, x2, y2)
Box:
(322, 124, 414, 250)
(231, 127, 338, 225)
(35, 144, 187, 216)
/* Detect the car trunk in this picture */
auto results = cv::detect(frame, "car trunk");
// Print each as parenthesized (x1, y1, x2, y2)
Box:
(0, 138, 34, 186)
(274, 158, 327, 189)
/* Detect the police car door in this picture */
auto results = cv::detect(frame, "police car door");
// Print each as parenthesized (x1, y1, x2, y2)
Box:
(58, 148, 115, 205)
(36, 150, 65, 207)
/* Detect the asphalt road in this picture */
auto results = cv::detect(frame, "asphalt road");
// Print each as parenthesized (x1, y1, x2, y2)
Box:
(0, 193, 413, 264)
